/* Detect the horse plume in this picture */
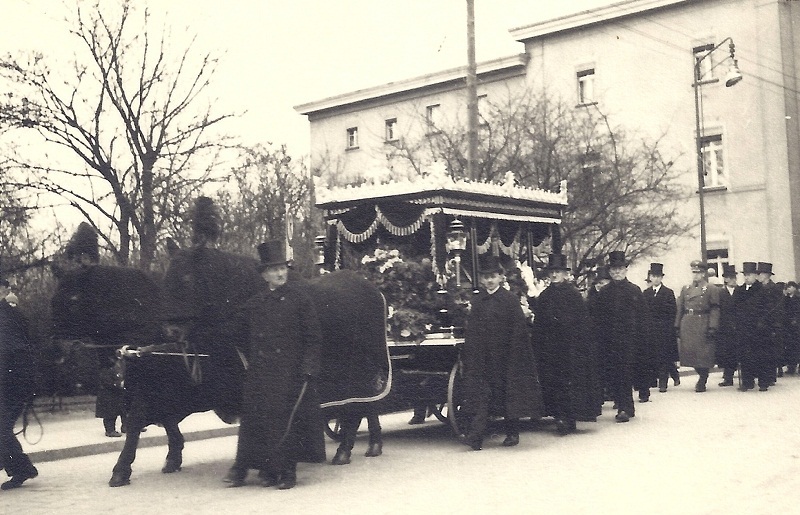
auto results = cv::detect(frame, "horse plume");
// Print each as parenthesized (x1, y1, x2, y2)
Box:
(65, 222, 100, 263)
(191, 196, 221, 246)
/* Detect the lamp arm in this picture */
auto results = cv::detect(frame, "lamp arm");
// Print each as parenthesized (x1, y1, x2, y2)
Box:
(694, 36, 735, 77)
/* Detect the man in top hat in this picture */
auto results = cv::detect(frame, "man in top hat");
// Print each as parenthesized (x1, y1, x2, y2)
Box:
(783, 281, 800, 375)
(715, 264, 739, 386)
(592, 251, 651, 422)
(531, 254, 601, 435)
(734, 262, 772, 391)
(675, 260, 720, 393)
(0, 276, 38, 490)
(459, 254, 542, 450)
(225, 240, 325, 489)
(757, 262, 784, 382)
(643, 263, 679, 393)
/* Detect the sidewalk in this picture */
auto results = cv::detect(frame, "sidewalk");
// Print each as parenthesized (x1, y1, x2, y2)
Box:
(17, 397, 238, 464)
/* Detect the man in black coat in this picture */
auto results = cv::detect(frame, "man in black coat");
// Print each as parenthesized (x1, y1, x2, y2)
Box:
(593, 251, 651, 422)
(459, 254, 543, 450)
(643, 263, 678, 393)
(715, 264, 739, 386)
(0, 278, 38, 490)
(757, 262, 784, 383)
(531, 254, 601, 435)
(783, 281, 800, 375)
(735, 262, 772, 391)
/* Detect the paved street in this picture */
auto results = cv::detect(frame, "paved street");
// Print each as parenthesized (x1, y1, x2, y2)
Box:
(5, 369, 800, 514)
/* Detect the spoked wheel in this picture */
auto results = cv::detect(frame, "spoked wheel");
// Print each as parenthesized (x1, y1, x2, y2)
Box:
(446, 359, 468, 436)
(324, 418, 344, 442)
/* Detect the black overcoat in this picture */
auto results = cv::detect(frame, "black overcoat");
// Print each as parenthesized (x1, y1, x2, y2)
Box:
(593, 279, 652, 389)
(733, 282, 770, 371)
(783, 295, 800, 366)
(236, 280, 326, 469)
(715, 286, 738, 368)
(531, 281, 602, 422)
(462, 288, 543, 420)
(643, 284, 678, 364)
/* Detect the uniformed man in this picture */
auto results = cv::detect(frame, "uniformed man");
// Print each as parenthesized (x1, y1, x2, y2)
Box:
(643, 263, 678, 393)
(675, 260, 720, 392)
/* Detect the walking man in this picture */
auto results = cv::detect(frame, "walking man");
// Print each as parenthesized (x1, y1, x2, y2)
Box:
(675, 260, 720, 392)
(735, 262, 771, 391)
(643, 263, 678, 393)
(757, 262, 784, 382)
(593, 251, 651, 422)
(716, 264, 739, 386)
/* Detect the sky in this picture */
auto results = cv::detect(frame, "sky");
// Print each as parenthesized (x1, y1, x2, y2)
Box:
(2, 0, 616, 156)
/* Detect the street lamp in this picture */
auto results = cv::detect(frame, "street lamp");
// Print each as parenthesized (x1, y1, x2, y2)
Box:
(694, 37, 742, 262)
(446, 218, 468, 286)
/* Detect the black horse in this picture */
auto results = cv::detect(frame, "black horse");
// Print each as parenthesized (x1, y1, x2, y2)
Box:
(50, 261, 209, 487)
(163, 242, 391, 468)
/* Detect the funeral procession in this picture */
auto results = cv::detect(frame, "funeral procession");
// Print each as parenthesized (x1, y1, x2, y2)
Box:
(3, 1, 800, 513)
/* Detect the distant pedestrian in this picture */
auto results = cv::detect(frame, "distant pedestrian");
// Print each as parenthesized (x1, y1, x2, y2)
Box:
(592, 251, 651, 422)
(757, 262, 784, 383)
(0, 277, 38, 490)
(459, 254, 542, 450)
(531, 253, 601, 435)
(715, 264, 739, 387)
(643, 263, 679, 392)
(675, 260, 720, 392)
(782, 281, 800, 375)
(735, 262, 772, 391)
(224, 240, 326, 489)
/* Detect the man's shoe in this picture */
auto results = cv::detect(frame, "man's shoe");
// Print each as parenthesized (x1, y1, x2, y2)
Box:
(502, 433, 520, 446)
(555, 419, 576, 435)
(638, 395, 650, 403)
(659, 386, 668, 393)
(695, 384, 707, 392)
(257, 470, 278, 487)
(105, 430, 122, 438)
(1, 467, 38, 490)
(222, 466, 246, 487)
(738, 384, 755, 392)
(331, 448, 351, 465)
(672, 375, 681, 386)
(718, 380, 734, 387)
(458, 433, 482, 451)
(615, 411, 631, 423)
(408, 415, 425, 425)
(759, 385, 769, 392)
(277, 468, 297, 490)
(364, 442, 382, 457)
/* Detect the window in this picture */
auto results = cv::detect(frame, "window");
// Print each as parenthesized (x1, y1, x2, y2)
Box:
(577, 69, 595, 105)
(346, 127, 358, 149)
(426, 104, 442, 129)
(384, 118, 397, 142)
(693, 43, 716, 83)
(707, 248, 729, 280)
(699, 134, 726, 188)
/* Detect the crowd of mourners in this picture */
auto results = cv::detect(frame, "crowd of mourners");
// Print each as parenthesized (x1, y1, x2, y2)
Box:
(2, 239, 798, 491)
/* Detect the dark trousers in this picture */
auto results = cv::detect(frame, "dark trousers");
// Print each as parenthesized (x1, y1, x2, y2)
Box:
(1, 401, 35, 477)
(466, 383, 517, 440)
(740, 346, 771, 387)
(610, 367, 635, 415)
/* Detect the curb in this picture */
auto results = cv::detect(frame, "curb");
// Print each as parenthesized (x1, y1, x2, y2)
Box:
(28, 426, 239, 463)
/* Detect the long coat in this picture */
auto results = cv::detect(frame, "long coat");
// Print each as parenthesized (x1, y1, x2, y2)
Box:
(593, 279, 652, 391)
(734, 281, 771, 378)
(715, 285, 738, 369)
(236, 280, 326, 470)
(462, 287, 543, 420)
(675, 281, 720, 368)
(643, 284, 678, 365)
(531, 281, 602, 422)
(783, 295, 800, 366)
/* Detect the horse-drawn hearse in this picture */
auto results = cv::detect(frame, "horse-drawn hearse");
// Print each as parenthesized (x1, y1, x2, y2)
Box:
(313, 167, 567, 441)
(49, 168, 565, 487)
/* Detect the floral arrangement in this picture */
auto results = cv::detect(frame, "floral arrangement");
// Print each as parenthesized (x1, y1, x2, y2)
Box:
(360, 247, 440, 341)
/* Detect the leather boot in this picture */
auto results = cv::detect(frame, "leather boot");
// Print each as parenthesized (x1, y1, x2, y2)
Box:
(695, 368, 708, 392)
(364, 441, 383, 457)
(277, 463, 297, 490)
(331, 447, 352, 465)
(718, 368, 734, 387)
(658, 374, 668, 392)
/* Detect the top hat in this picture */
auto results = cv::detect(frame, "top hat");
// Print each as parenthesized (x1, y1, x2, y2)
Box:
(721, 264, 738, 278)
(690, 260, 708, 273)
(742, 262, 758, 274)
(594, 266, 612, 282)
(756, 262, 774, 275)
(607, 251, 627, 268)
(65, 222, 100, 263)
(647, 263, 664, 277)
(478, 254, 503, 274)
(787, 281, 798, 289)
(545, 253, 570, 271)
(257, 240, 289, 271)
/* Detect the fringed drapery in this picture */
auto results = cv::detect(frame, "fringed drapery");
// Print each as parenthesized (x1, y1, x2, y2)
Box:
(335, 201, 428, 243)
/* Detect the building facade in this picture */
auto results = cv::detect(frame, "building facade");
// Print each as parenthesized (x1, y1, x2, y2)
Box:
(296, 0, 800, 286)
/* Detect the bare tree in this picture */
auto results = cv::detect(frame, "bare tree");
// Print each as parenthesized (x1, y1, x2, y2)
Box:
(373, 90, 694, 283)
(0, 0, 235, 269)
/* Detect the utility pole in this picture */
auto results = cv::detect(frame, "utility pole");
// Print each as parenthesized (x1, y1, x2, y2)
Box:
(466, 0, 479, 181)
